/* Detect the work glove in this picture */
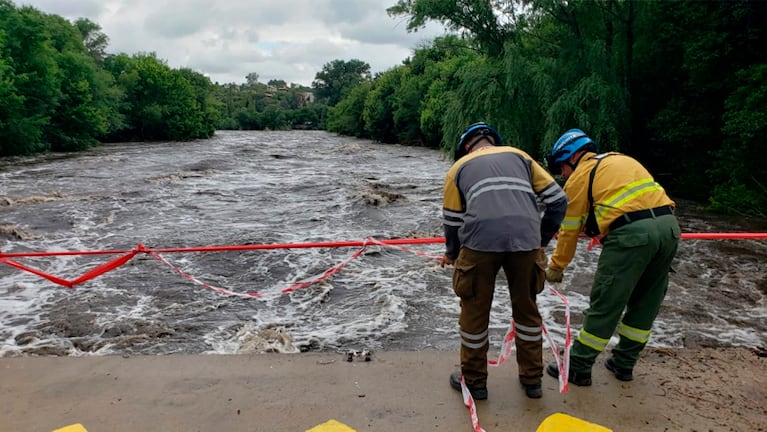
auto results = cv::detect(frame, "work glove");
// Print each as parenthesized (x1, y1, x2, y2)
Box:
(545, 267, 564, 283)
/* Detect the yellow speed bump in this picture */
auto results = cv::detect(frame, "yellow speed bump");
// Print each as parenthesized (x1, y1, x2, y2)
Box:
(536, 413, 612, 432)
(305, 419, 357, 432)
(52, 425, 88, 432)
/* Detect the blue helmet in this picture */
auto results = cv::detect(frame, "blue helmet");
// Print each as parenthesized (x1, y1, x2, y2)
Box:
(454, 122, 502, 161)
(546, 129, 597, 174)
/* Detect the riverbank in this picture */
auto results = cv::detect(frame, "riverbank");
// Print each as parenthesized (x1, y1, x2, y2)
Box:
(1, 347, 764, 432)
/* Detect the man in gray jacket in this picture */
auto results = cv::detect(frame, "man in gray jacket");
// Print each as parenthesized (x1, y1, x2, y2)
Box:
(441, 123, 567, 399)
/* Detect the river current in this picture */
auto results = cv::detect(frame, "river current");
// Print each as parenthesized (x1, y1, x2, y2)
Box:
(1, 130, 765, 357)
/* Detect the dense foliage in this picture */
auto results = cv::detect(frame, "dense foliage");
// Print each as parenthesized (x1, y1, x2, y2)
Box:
(325, 0, 766, 215)
(0, 0, 218, 154)
(213, 79, 326, 131)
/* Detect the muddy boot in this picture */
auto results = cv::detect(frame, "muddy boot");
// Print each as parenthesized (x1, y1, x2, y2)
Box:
(604, 358, 633, 381)
(546, 362, 592, 386)
(521, 382, 542, 399)
(449, 371, 488, 400)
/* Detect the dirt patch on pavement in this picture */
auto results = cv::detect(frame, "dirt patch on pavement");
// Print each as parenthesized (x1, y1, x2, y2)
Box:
(640, 347, 766, 431)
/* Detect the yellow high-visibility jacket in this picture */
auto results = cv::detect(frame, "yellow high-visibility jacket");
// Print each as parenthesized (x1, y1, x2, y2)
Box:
(550, 152, 675, 271)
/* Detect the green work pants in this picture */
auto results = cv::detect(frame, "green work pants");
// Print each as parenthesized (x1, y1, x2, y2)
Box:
(453, 247, 545, 387)
(571, 214, 681, 373)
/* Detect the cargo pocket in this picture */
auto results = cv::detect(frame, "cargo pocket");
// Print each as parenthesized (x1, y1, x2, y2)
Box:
(452, 261, 476, 299)
(616, 232, 648, 248)
(590, 272, 615, 299)
(671, 223, 681, 239)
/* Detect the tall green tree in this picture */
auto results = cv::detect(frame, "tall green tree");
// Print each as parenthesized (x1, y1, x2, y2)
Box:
(39, 12, 119, 151)
(387, 0, 517, 57)
(708, 64, 767, 216)
(0, 1, 60, 155)
(637, 0, 767, 201)
(103, 52, 215, 141)
(326, 81, 372, 137)
(363, 67, 403, 143)
(414, 36, 478, 149)
(74, 18, 109, 64)
(0, 2, 123, 154)
(312, 59, 371, 106)
(177, 67, 220, 138)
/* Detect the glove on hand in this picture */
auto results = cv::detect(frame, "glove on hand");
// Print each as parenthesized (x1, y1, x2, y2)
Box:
(545, 267, 564, 283)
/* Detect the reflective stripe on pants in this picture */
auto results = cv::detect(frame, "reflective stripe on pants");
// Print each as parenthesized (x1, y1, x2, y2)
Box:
(571, 214, 680, 372)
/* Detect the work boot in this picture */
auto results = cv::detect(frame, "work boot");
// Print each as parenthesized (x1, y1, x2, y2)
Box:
(546, 362, 592, 386)
(604, 358, 633, 381)
(521, 382, 542, 399)
(449, 371, 488, 400)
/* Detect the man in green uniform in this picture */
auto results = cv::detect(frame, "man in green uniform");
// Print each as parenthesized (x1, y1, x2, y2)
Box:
(441, 123, 567, 399)
(544, 129, 681, 386)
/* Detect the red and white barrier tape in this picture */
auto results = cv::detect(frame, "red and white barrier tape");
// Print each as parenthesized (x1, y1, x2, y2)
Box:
(150, 252, 262, 298)
(543, 284, 573, 393)
(459, 374, 487, 432)
(365, 237, 443, 260)
(147, 237, 446, 298)
(149, 240, 372, 299)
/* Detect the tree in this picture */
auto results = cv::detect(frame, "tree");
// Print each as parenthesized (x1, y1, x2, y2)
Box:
(74, 18, 109, 64)
(363, 66, 403, 143)
(40, 12, 121, 151)
(103, 53, 216, 141)
(246, 72, 259, 86)
(0, 2, 61, 154)
(708, 64, 767, 216)
(267, 79, 286, 88)
(312, 59, 371, 106)
(387, 0, 517, 57)
(326, 81, 372, 137)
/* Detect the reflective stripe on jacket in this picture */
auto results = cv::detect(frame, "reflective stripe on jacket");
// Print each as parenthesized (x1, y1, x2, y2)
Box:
(442, 146, 567, 259)
(550, 152, 675, 270)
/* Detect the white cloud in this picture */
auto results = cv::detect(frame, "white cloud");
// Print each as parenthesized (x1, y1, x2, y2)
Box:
(17, 0, 447, 86)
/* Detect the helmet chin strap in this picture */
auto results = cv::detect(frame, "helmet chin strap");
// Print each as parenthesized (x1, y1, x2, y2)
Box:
(566, 150, 589, 171)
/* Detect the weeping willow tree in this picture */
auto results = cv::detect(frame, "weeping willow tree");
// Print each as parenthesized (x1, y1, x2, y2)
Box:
(388, 0, 633, 158)
(441, 56, 514, 155)
(373, 0, 767, 213)
(505, 0, 633, 155)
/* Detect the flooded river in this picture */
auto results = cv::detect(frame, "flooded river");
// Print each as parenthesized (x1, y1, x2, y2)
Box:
(1, 130, 765, 357)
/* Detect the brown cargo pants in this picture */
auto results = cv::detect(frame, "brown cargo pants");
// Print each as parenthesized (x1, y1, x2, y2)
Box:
(453, 247, 545, 387)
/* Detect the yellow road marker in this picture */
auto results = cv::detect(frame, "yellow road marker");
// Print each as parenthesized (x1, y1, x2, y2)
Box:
(305, 419, 357, 432)
(536, 413, 612, 432)
(52, 424, 88, 432)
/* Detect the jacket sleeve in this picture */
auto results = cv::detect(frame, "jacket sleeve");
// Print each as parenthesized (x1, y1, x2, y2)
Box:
(442, 168, 464, 260)
(530, 161, 568, 247)
(549, 167, 590, 270)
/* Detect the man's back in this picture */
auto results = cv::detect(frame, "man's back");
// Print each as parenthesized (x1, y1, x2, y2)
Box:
(444, 147, 544, 253)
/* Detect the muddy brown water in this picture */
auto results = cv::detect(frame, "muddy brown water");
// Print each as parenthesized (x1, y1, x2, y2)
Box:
(0, 130, 765, 357)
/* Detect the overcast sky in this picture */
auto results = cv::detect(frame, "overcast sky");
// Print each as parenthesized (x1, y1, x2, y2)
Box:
(18, 0, 447, 86)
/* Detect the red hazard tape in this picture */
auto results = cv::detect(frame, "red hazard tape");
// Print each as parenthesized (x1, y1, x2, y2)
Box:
(0, 238, 443, 297)
(1, 233, 764, 293)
